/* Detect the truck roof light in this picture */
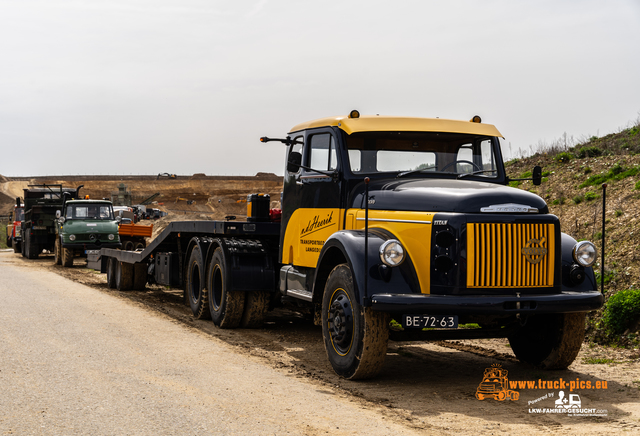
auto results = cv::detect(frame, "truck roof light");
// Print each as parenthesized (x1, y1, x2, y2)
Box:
(349, 110, 360, 119)
(470, 115, 482, 123)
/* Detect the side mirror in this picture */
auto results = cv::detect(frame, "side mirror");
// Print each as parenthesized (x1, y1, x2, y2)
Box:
(56, 210, 61, 218)
(287, 151, 302, 173)
(532, 165, 542, 186)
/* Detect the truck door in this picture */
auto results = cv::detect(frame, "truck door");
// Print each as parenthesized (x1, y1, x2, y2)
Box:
(280, 129, 343, 267)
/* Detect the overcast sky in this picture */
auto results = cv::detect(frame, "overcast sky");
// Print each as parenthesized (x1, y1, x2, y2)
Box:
(1, 0, 639, 177)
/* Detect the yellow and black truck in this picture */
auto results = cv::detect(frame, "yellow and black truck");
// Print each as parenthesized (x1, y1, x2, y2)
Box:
(89, 112, 603, 379)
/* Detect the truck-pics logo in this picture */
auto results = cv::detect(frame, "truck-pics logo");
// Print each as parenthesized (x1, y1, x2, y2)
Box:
(475, 364, 520, 401)
(521, 237, 548, 264)
(300, 211, 335, 237)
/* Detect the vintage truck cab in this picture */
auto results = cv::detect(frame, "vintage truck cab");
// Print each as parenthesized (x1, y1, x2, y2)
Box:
(55, 199, 121, 267)
(271, 111, 603, 379)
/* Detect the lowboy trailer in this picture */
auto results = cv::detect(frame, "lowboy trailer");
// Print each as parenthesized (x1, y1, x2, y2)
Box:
(89, 111, 604, 380)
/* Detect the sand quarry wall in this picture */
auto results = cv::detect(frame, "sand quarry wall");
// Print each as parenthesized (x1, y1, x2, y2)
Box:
(0, 173, 283, 221)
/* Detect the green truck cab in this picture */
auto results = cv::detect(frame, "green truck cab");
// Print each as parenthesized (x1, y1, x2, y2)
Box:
(55, 199, 121, 267)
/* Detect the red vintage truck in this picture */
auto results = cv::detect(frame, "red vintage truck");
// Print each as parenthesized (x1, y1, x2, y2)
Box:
(5, 201, 24, 253)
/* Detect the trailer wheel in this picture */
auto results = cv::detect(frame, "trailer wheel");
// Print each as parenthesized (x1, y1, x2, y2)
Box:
(508, 312, 585, 369)
(62, 247, 74, 267)
(186, 246, 210, 319)
(13, 240, 21, 254)
(207, 247, 245, 328)
(134, 242, 145, 251)
(322, 264, 389, 380)
(116, 261, 134, 291)
(241, 291, 269, 328)
(107, 258, 117, 289)
(133, 263, 147, 290)
(54, 238, 62, 265)
(123, 240, 135, 251)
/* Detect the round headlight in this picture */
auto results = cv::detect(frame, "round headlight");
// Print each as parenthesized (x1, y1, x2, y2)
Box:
(108, 234, 115, 240)
(379, 239, 405, 267)
(573, 241, 597, 267)
(69, 234, 76, 241)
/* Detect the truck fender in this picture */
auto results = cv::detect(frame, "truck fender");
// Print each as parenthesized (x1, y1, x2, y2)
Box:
(314, 229, 419, 307)
(560, 232, 597, 291)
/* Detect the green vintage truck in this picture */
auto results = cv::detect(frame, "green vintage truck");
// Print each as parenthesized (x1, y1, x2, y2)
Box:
(55, 199, 121, 267)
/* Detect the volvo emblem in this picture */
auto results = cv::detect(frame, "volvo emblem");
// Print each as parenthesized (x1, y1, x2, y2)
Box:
(522, 237, 547, 264)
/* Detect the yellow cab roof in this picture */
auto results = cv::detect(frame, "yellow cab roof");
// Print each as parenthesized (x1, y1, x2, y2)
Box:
(289, 114, 503, 137)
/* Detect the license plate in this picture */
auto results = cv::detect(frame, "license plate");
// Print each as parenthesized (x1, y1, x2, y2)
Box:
(401, 315, 458, 329)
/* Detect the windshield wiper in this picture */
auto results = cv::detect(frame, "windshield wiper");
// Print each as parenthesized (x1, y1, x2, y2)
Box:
(457, 170, 497, 179)
(396, 167, 436, 178)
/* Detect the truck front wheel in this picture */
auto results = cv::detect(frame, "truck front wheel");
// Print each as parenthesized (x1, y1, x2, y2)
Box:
(62, 247, 73, 267)
(54, 238, 62, 265)
(321, 264, 389, 380)
(207, 247, 245, 328)
(508, 312, 586, 369)
(13, 240, 21, 254)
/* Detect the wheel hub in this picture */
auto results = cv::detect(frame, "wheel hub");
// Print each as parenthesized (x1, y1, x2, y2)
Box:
(328, 292, 353, 354)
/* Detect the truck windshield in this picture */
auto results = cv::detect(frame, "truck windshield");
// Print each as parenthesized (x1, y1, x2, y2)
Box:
(15, 208, 24, 221)
(65, 204, 114, 220)
(345, 131, 499, 178)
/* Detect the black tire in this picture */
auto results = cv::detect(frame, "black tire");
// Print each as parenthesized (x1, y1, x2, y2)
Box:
(133, 263, 147, 290)
(207, 247, 245, 328)
(21, 235, 26, 257)
(186, 246, 210, 319)
(25, 233, 39, 259)
(54, 238, 62, 265)
(62, 247, 74, 267)
(115, 261, 133, 291)
(134, 242, 145, 251)
(13, 241, 21, 254)
(107, 257, 117, 289)
(321, 264, 389, 380)
(6, 236, 11, 248)
(508, 312, 586, 369)
(123, 240, 135, 251)
(240, 291, 269, 328)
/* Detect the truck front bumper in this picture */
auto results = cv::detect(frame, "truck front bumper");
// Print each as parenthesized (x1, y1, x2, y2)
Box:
(369, 291, 604, 315)
(62, 242, 122, 251)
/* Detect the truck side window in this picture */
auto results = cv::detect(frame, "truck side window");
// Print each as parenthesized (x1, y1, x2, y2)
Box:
(480, 139, 496, 172)
(308, 133, 337, 171)
(287, 136, 303, 174)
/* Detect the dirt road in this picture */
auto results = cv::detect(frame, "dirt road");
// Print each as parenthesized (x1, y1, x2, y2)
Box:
(2, 251, 639, 435)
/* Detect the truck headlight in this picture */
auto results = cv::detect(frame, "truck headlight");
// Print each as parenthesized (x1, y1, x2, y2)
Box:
(573, 241, 597, 267)
(69, 234, 76, 241)
(108, 234, 115, 240)
(379, 239, 405, 267)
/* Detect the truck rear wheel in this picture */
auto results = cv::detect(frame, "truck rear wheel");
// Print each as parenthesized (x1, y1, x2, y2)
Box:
(186, 246, 210, 319)
(115, 261, 133, 291)
(241, 291, 269, 328)
(107, 258, 117, 288)
(13, 241, 21, 254)
(508, 312, 586, 369)
(321, 264, 389, 380)
(62, 247, 73, 267)
(54, 238, 62, 265)
(25, 233, 39, 259)
(207, 247, 245, 328)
